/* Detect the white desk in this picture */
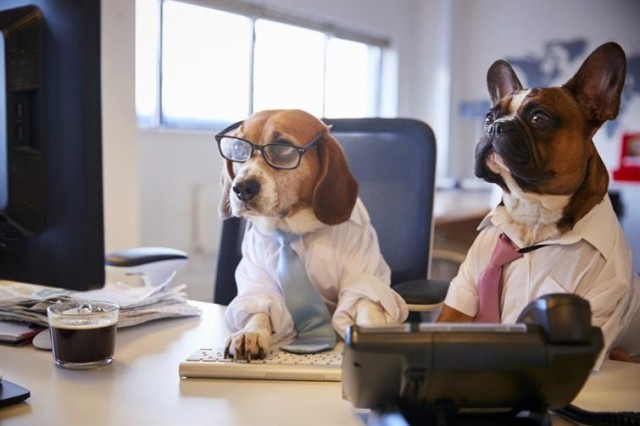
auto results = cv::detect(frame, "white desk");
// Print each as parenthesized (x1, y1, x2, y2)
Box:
(1, 301, 639, 425)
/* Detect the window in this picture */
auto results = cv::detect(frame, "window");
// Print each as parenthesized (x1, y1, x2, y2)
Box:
(135, 0, 387, 129)
(161, 2, 252, 126)
(252, 20, 325, 115)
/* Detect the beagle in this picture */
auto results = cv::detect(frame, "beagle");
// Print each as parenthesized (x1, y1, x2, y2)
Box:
(217, 109, 408, 360)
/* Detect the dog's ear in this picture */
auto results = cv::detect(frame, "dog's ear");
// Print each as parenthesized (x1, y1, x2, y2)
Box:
(487, 59, 524, 106)
(218, 160, 235, 220)
(563, 42, 626, 129)
(312, 133, 358, 225)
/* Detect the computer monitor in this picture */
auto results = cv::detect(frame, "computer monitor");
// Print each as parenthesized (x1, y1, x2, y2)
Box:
(0, 0, 105, 291)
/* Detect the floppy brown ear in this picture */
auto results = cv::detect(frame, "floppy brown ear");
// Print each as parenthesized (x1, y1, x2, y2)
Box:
(312, 134, 358, 225)
(218, 160, 235, 220)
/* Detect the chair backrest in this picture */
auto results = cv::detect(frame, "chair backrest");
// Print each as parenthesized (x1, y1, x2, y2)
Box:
(214, 118, 437, 305)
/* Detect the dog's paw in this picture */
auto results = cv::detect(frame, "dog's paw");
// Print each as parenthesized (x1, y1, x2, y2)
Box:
(224, 330, 270, 361)
(224, 313, 272, 361)
(355, 299, 387, 326)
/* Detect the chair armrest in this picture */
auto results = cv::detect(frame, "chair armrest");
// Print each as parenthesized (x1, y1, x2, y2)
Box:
(393, 279, 449, 313)
(105, 247, 188, 287)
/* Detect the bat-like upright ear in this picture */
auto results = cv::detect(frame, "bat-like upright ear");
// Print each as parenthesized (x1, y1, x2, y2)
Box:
(218, 160, 235, 220)
(563, 42, 626, 129)
(486, 59, 524, 106)
(312, 133, 358, 225)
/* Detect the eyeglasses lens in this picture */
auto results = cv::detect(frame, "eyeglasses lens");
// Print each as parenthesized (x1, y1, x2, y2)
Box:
(264, 145, 299, 169)
(220, 137, 251, 161)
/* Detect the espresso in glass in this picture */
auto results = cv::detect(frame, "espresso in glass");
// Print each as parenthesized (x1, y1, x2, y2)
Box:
(47, 301, 119, 369)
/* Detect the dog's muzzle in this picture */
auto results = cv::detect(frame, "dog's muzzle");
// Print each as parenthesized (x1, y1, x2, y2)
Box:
(475, 119, 520, 186)
(485, 118, 533, 168)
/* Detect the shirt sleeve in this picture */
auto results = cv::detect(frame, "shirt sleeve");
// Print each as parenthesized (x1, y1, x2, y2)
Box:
(224, 225, 295, 342)
(578, 266, 636, 370)
(330, 209, 409, 337)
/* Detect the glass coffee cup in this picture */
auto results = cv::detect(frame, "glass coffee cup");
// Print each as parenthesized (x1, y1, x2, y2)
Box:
(47, 300, 119, 369)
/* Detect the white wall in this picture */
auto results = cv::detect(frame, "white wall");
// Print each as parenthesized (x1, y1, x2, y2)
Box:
(103, 0, 640, 302)
(138, 129, 220, 301)
(101, 0, 141, 252)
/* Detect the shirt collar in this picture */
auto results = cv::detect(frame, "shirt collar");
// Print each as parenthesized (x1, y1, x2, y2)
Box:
(348, 198, 365, 227)
(478, 195, 616, 259)
(254, 197, 366, 242)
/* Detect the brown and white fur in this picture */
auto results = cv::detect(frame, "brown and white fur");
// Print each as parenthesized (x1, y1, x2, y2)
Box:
(438, 42, 627, 324)
(219, 109, 387, 359)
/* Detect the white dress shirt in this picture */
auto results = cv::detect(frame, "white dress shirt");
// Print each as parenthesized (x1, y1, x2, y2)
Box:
(444, 195, 639, 368)
(225, 198, 409, 343)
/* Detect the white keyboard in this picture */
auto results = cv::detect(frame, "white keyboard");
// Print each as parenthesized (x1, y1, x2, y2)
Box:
(179, 346, 343, 382)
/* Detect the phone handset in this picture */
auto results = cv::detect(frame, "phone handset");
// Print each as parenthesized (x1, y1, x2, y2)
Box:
(517, 293, 592, 344)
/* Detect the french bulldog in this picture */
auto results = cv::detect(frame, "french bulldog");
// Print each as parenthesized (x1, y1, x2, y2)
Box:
(438, 42, 639, 364)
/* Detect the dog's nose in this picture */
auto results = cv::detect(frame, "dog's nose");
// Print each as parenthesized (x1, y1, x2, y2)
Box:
(233, 179, 260, 201)
(489, 121, 513, 137)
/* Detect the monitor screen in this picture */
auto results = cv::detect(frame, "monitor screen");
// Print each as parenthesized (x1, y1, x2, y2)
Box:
(0, 0, 105, 291)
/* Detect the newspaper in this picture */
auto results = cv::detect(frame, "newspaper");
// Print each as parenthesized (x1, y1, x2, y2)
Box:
(0, 278, 201, 328)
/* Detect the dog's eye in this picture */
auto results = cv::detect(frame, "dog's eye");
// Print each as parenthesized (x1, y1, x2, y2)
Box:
(484, 112, 496, 126)
(531, 112, 550, 124)
(264, 144, 300, 168)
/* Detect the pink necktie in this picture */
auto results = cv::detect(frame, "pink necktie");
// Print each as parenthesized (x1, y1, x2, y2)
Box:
(474, 233, 523, 323)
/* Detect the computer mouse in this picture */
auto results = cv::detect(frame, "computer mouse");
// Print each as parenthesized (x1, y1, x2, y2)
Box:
(32, 329, 52, 351)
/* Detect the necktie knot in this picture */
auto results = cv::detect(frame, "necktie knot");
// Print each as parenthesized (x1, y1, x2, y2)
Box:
(274, 229, 299, 247)
(489, 233, 523, 267)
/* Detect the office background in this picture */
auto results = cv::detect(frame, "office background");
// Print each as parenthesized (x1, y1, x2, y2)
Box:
(101, 0, 640, 302)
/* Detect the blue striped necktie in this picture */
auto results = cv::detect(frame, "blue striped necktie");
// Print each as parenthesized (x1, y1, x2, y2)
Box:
(275, 230, 336, 353)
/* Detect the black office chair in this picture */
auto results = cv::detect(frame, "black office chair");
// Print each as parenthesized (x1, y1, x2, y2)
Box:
(213, 118, 449, 320)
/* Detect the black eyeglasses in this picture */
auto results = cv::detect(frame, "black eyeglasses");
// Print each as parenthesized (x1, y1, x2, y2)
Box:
(215, 120, 324, 170)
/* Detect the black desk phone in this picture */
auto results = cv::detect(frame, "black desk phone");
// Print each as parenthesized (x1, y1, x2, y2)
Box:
(342, 294, 612, 425)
